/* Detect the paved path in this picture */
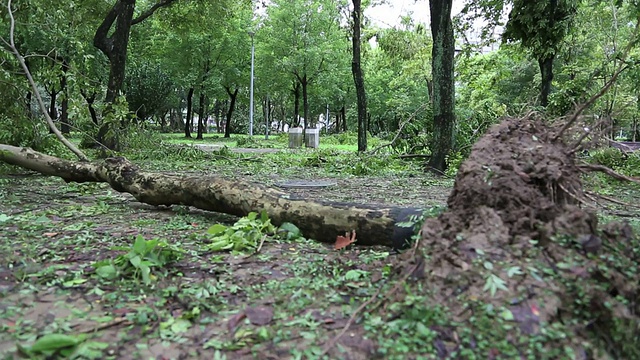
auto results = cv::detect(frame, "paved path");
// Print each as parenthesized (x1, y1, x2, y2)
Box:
(192, 144, 283, 154)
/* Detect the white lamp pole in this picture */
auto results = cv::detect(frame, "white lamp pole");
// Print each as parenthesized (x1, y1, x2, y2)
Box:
(248, 31, 255, 137)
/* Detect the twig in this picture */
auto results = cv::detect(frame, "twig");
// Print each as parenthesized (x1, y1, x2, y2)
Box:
(368, 104, 428, 155)
(398, 154, 431, 159)
(256, 234, 267, 253)
(578, 164, 640, 184)
(568, 116, 615, 154)
(554, 25, 639, 142)
(78, 317, 130, 334)
(585, 190, 640, 209)
(3, 0, 88, 161)
(554, 64, 629, 142)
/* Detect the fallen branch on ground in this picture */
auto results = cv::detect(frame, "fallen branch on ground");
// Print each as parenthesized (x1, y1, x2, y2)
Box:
(0, 144, 420, 246)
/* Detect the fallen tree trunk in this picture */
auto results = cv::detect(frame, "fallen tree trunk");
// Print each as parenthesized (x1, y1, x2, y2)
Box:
(0, 144, 420, 247)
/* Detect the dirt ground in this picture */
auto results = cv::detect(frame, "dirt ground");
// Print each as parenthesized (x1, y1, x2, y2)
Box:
(0, 168, 449, 360)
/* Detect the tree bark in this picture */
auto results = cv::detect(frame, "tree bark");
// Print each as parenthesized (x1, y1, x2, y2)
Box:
(293, 81, 301, 127)
(48, 88, 58, 124)
(185, 87, 194, 138)
(0, 144, 419, 247)
(301, 75, 309, 137)
(538, 55, 554, 107)
(224, 87, 239, 138)
(80, 90, 99, 126)
(352, 0, 367, 152)
(196, 91, 206, 139)
(213, 99, 222, 133)
(60, 59, 70, 135)
(341, 105, 347, 132)
(427, 0, 455, 172)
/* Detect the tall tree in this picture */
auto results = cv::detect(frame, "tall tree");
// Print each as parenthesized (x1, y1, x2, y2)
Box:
(428, 0, 455, 172)
(261, 0, 345, 131)
(503, 0, 577, 107)
(351, 0, 367, 151)
(93, 0, 177, 149)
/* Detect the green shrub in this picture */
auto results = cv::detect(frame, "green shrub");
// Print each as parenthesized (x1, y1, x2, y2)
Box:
(445, 151, 466, 177)
(236, 136, 261, 148)
(589, 148, 627, 169)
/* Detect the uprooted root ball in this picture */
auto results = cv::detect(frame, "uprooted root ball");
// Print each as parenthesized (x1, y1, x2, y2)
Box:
(403, 116, 639, 358)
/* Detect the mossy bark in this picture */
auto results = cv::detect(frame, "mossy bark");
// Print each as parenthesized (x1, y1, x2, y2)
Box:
(428, 0, 455, 172)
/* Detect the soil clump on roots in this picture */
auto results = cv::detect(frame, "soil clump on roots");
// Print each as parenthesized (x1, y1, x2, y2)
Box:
(407, 116, 639, 358)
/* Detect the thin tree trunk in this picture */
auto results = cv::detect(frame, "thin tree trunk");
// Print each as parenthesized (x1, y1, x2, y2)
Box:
(80, 90, 99, 126)
(352, 0, 367, 152)
(60, 59, 70, 135)
(224, 87, 239, 138)
(538, 55, 554, 107)
(48, 88, 58, 130)
(341, 106, 347, 132)
(427, 0, 455, 172)
(185, 87, 194, 138)
(213, 99, 222, 133)
(293, 81, 301, 127)
(197, 91, 206, 139)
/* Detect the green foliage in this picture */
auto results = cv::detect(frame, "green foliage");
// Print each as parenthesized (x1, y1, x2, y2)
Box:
(455, 46, 536, 152)
(205, 211, 277, 252)
(589, 148, 627, 169)
(301, 150, 412, 176)
(395, 206, 446, 244)
(94, 235, 183, 285)
(503, 0, 578, 59)
(122, 130, 211, 162)
(588, 148, 640, 177)
(445, 151, 465, 177)
(125, 62, 176, 121)
(366, 22, 433, 137)
(235, 136, 262, 148)
(17, 333, 108, 359)
(0, 118, 67, 155)
(321, 131, 358, 145)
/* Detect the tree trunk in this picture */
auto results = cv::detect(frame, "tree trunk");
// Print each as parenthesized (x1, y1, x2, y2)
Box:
(302, 75, 309, 130)
(196, 60, 209, 139)
(0, 144, 419, 248)
(185, 87, 194, 138)
(93, 0, 178, 150)
(60, 59, 70, 135)
(538, 55, 554, 107)
(48, 88, 58, 125)
(265, 95, 271, 139)
(427, 0, 455, 172)
(197, 91, 206, 140)
(341, 105, 347, 132)
(352, 0, 367, 152)
(160, 110, 168, 131)
(224, 87, 239, 138)
(80, 90, 99, 126)
(293, 81, 301, 127)
(93, 0, 136, 151)
(213, 99, 222, 133)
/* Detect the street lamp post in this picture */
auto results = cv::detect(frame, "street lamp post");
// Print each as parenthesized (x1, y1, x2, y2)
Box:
(248, 31, 255, 137)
